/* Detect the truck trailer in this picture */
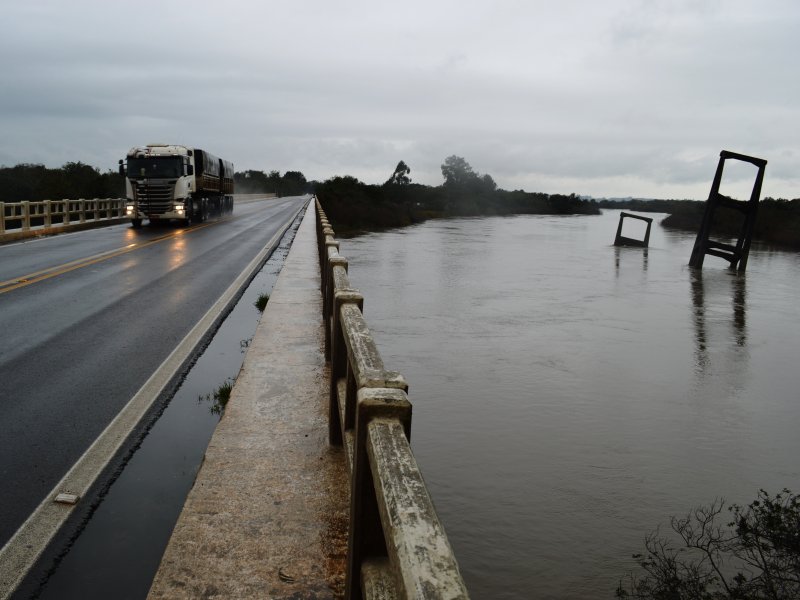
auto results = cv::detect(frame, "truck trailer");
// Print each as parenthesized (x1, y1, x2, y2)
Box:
(119, 144, 234, 227)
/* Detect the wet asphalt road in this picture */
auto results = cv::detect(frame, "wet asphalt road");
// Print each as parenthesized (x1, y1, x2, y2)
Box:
(0, 196, 307, 547)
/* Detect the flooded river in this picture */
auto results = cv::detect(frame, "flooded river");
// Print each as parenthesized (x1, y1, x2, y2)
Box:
(340, 209, 800, 599)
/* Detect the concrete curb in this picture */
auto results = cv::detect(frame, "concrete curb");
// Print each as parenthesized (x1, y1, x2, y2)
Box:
(0, 199, 307, 599)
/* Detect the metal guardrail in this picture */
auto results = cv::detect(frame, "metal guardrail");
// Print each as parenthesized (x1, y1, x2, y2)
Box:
(0, 198, 126, 234)
(315, 198, 469, 600)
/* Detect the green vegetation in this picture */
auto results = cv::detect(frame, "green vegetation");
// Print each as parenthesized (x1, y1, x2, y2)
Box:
(315, 156, 600, 233)
(616, 489, 799, 600)
(0, 162, 125, 202)
(598, 198, 800, 249)
(0, 162, 313, 202)
(200, 379, 234, 416)
(233, 169, 311, 196)
(254, 293, 270, 313)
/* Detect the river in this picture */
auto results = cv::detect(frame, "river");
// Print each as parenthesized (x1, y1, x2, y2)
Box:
(339, 209, 800, 599)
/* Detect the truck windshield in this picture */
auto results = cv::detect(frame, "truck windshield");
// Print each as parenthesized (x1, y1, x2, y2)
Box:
(126, 157, 182, 179)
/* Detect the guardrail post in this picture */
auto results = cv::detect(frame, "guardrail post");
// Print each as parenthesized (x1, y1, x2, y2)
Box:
(346, 388, 412, 600)
(63, 200, 71, 225)
(330, 289, 364, 445)
(0, 202, 5, 234)
(324, 256, 348, 359)
(21, 201, 31, 231)
(79, 199, 86, 223)
(44, 200, 52, 228)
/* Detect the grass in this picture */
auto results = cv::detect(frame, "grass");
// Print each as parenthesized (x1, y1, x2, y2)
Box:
(254, 293, 270, 313)
(200, 379, 234, 416)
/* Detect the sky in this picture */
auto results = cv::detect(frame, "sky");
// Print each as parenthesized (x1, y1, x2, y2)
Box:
(1, 0, 797, 200)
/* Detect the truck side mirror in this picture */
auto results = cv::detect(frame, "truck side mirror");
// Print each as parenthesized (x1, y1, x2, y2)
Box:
(187, 165, 194, 176)
(118, 159, 125, 176)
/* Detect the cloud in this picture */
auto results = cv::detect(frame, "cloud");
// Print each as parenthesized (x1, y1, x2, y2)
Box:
(0, 0, 798, 198)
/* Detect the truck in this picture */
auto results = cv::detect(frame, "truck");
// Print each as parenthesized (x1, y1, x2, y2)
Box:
(119, 144, 234, 227)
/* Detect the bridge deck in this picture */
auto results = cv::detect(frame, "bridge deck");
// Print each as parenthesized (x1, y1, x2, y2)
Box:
(148, 203, 349, 599)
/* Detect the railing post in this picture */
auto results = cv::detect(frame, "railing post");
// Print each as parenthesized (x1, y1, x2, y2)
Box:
(63, 200, 71, 225)
(329, 289, 363, 445)
(21, 201, 31, 231)
(79, 199, 86, 223)
(0, 202, 5, 234)
(44, 200, 52, 228)
(324, 256, 348, 359)
(346, 387, 412, 600)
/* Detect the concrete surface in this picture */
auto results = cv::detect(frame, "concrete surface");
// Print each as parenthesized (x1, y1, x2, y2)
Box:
(148, 203, 349, 599)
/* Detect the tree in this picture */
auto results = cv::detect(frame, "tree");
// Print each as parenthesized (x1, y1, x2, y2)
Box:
(281, 170, 308, 196)
(441, 155, 476, 188)
(386, 160, 411, 185)
(617, 489, 800, 599)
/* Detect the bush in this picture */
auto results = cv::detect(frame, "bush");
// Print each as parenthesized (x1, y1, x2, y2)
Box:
(617, 489, 800, 599)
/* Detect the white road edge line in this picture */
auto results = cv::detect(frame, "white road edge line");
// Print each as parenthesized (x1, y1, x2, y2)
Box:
(0, 198, 310, 599)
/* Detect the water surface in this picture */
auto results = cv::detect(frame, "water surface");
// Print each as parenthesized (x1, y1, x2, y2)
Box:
(341, 210, 800, 599)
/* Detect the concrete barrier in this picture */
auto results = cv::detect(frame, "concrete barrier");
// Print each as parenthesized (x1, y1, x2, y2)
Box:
(0, 194, 281, 244)
(0, 198, 128, 242)
(315, 199, 469, 600)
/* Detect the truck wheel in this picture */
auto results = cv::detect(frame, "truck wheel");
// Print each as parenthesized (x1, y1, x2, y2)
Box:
(192, 201, 205, 223)
(131, 218, 143, 229)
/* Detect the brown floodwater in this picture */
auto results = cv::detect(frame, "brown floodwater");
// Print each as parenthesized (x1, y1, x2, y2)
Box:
(340, 209, 800, 599)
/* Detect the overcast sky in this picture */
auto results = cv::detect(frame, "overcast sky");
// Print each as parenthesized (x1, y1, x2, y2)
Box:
(1, 0, 797, 199)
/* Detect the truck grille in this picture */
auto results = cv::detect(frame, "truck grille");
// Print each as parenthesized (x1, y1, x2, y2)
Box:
(134, 182, 174, 215)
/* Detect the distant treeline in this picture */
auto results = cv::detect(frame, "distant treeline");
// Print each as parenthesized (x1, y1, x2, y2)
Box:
(0, 163, 125, 202)
(315, 156, 600, 233)
(234, 169, 311, 197)
(598, 198, 800, 248)
(0, 163, 313, 202)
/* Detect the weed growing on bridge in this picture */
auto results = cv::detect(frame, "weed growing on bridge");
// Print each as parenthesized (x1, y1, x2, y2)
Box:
(254, 293, 270, 313)
(199, 379, 234, 416)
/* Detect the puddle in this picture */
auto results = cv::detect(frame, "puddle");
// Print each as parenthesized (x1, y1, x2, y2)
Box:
(33, 216, 301, 600)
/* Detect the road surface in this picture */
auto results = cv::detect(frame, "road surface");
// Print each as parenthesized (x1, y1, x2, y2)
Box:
(0, 196, 307, 547)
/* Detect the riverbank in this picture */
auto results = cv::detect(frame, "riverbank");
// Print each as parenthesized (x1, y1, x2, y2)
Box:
(315, 177, 600, 233)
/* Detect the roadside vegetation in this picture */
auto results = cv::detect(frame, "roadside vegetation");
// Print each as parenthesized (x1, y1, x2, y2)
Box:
(0, 162, 125, 202)
(617, 489, 800, 599)
(199, 379, 234, 416)
(233, 169, 310, 197)
(0, 162, 313, 201)
(254, 293, 269, 313)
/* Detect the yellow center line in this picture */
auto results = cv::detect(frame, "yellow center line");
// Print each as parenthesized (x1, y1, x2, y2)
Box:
(0, 221, 219, 295)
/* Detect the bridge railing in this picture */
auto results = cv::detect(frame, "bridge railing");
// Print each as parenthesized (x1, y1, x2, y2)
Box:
(315, 199, 469, 600)
(0, 198, 126, 234)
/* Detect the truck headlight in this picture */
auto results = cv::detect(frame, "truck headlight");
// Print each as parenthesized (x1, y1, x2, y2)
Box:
(175, 203, 184, 213)
(126, 205, 134, 215)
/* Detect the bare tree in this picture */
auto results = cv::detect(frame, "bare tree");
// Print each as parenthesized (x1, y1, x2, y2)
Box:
(617, 489, 800, 600)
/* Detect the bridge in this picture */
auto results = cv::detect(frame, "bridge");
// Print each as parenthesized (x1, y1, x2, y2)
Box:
(0, 197, 468, 599)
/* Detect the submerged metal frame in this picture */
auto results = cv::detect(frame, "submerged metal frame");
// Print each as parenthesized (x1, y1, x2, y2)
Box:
(614, 212, 653, 247)
(689, 150, 767, 272)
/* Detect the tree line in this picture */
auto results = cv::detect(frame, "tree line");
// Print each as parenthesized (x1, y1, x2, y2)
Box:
(233, 169, 311, 196)
(0, 163, 125, 202)
(598, 198, 800, 249)
(316, 155, 600, 232)
(0, 163, 313, 202)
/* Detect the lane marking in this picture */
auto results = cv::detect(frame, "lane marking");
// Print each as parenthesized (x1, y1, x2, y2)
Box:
(0, 198, 309, 598)
(0, 221, 218, 295)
